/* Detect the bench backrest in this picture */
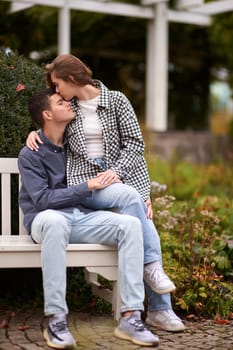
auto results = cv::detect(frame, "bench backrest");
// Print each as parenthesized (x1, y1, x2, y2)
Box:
(0, 158, 26, 236)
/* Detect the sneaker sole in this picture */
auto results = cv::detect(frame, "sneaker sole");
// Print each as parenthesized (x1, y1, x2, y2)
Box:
(114, 327, 159, 347)
(146, 318, 186, 332)
(43, 329, 76, 349)
(153, 285, 176, 294)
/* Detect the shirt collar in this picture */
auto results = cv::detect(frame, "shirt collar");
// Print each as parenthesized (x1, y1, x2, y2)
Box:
(71, 80, 110, 110)
(92, 80, 110, 109)
(38, 130, 67, 153)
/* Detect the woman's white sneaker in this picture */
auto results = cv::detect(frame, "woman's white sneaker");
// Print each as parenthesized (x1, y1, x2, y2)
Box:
(144, 262, 176, 294)
(146, 309, 186, 332)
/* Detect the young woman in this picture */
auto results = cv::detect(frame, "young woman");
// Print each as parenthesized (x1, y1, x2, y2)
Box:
(27, 54, 185, 332)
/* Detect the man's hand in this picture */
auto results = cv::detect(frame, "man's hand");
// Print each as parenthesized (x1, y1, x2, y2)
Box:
(96, 169, 121, 185)
(26, 131, 43, 151)
(145, 198, 153, 220)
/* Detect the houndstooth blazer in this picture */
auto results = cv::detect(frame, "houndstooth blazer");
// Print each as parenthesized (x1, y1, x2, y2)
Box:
(66, 80, 151, 201)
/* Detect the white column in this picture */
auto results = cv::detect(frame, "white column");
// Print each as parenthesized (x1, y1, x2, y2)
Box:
(145, 1, 168, 131)
(58, 0, 70, 54)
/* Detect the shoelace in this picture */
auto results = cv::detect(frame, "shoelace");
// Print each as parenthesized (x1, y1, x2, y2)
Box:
(164, 309, 180, 320)
(130, 318, 147, 332)
(51, 320, 68, 334)
(149, 266, 167, 283)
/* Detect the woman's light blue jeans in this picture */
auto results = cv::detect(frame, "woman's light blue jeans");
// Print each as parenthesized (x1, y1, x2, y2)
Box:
(82, 183, 171, 311)
(31, 208, 145, 316)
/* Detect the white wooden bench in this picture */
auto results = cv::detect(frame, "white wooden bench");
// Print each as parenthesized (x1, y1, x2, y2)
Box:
(0, 158, 120, 319)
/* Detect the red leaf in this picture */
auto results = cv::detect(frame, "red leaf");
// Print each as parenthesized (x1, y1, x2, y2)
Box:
(17, 325, 30, 331)
(16, 83, 25, 92)
(0, 319, 8, 329)
(214, 319, 231, 325)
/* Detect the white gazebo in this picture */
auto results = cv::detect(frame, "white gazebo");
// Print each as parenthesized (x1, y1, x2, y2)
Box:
(3, 0, 233, 131)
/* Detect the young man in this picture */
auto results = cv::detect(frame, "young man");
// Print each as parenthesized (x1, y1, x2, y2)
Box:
(18, 88, 159, 349)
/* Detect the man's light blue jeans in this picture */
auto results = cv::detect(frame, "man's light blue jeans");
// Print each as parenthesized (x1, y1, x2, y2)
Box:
(31, 208, 145, 316)
(82, 183, 172, 311)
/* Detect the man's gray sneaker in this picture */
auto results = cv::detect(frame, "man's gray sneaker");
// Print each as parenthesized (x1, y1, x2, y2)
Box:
(114, 310, 159, 347)
(146, 309, 186, 332)
(144, 262, 176, 294)
(43, 313, 76, 349)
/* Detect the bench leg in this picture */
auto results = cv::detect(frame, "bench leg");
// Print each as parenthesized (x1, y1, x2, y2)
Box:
(84, 267, 120, 320)
(112, 280, 121, 321)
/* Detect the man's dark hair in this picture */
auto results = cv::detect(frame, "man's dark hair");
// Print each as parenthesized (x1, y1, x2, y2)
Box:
(28, 88, 55, 127)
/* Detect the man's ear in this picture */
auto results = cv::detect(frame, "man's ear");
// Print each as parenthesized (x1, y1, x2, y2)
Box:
(42, 110, 52, 121)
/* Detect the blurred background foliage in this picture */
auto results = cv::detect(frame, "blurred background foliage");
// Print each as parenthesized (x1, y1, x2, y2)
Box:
(1, 0, 233, 131)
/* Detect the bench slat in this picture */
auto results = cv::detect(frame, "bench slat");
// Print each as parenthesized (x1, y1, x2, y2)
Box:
(0, 157, 19, 172)
(18, 176, 27, 235)
(1, 173, 11, 235)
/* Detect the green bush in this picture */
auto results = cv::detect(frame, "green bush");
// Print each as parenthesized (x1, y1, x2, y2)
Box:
(151, 164, 233, 319)
(0, 48, 45, 157)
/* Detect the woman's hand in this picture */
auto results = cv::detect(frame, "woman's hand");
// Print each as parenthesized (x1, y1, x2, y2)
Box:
(145, 198, 153, 220)
(97, 169, 121, 185)
(88, 173, 121, 190)
(26, 131, 43, 151)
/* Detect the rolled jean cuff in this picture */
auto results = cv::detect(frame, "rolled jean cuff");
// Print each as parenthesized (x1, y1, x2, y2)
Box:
(120, 305, 144, 313)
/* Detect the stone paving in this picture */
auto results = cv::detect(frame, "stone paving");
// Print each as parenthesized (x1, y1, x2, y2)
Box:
(0, 308, 233, 350)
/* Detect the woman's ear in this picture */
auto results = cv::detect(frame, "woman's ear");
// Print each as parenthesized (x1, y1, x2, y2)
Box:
(69, 75, 75, 83)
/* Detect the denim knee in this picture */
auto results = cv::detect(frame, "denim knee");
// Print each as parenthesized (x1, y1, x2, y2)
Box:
(31, 209, 70, 244)
(118, 215, 143, 244)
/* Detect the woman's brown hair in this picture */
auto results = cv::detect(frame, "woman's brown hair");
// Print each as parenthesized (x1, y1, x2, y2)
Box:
(46, 54, 94, 88)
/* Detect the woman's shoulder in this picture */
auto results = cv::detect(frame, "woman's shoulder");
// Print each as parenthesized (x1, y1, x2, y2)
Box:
(97, 80, 125, 99)
(109, 90, 130, 106)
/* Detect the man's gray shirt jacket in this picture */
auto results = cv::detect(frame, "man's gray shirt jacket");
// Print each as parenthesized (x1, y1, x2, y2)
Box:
(18, 131, 92, 234)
